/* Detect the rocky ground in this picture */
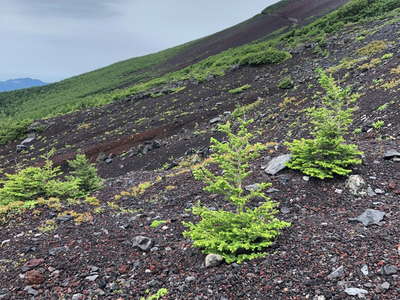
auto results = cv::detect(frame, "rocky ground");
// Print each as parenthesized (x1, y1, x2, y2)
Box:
(0, 12, 400, 300)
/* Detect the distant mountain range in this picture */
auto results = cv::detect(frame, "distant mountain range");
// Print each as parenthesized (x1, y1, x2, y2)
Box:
(0, 78, 47, 92)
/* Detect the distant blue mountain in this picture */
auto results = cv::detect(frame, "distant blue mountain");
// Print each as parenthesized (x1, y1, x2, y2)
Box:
(0, 78, 47, 92)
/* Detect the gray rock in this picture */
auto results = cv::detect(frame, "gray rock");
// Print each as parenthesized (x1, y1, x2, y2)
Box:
(209, 117, 222, 125)
(383, 149, 400, 159)
(72, 293, 85, 300)
(367, 187, 376, 197)
(21, 135, 36, 145)
(49, 246, 68, 256)
(205, 254, 224, 268)
(16, 144, 28, 152)
(381, 265, 398, 275)
(327, 266, 345, 280)
(24, 286, 39, 296)
(185, 276, 196, 283)
(132, 236, 153, 251)
(266, 188, 280, 193)
(361, 265, 369, 276)
(245, 184, 261, 192)
(350, 209, 385, 226)
(346, 175, 366, 196)
(264, 154, 291, 175)
(380, 282, 390, 290)
(56, 215, 73, 223)
(344, 287, 368, 297)
(374, 188, 385, 194)
(85, 275, 99, 281)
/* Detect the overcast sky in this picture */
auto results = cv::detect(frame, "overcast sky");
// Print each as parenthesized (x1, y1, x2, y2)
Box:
(0, 1, 279, 82)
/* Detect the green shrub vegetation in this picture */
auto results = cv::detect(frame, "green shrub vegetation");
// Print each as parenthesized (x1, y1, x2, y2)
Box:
(1, 0, 399, 145)
(0, 151, 102, 208)
(228, 84, 252, 94)
(183, 118, 290, 263)
(140, 288, 168, 300)
(285, 70, 363, 179)
(277, 76, 294, 89)
(372, 120, 385, 129)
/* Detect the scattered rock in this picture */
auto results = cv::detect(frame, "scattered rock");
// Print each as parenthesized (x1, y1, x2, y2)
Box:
(367, 186, 376, 197)
(381, 265, 398, 275)
(24, 286, 39, 296)
(380, 282, 390, 290)
(49, 246, 68, 256)
(205, 254, 224, 268)
(350, 209, 385, 226)
(72, 293, 85, 300)
(132, 236, 154, 251)
(85, 275, 99, 282)
(374, 188, 384, 194)
(22, 258, 45, 272)
(327, 266, 345, 280)
(209, 117, 222, 125)
(344, 287, 368, 297)
(383, 149, 400, 160)
(264, 154, 291, 175)
(25, 269, 45, 285)
(245, 184, 261, 192)
(346, 175, 366, 196)
(185, 276, 196, 283)
(361, 265, 369, 276)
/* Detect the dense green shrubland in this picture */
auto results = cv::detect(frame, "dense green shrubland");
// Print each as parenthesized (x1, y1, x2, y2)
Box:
(285, 70, 363, 179)
(183, 118, 290, 263)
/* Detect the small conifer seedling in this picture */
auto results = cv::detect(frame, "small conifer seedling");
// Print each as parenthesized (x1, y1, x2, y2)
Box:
(285, 69, 363, 179)
(183, 118, 290, 263)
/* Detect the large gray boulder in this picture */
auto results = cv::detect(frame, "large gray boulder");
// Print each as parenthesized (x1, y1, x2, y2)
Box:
(350, 209, 385, 227)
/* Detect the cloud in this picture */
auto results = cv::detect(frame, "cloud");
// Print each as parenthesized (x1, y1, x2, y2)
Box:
(9, 0, 124, 19)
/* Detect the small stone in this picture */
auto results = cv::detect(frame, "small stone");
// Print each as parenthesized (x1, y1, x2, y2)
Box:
(367, 186, 376, 197)
(327, 266, 345, 280)
(49, 246, 68, 256)
(346, 175, 366, 196)
(245, 184, 261, 192)
(350, 209, 385, 226)
(380, 282, 390, 290)
(132, 236, 153, 251)
(56, 215, 73, 222)
(25, 269, 45, 285)
(381, 265, 398, 275)
(209, 117, 222, 125)
(281, 207, 290, 214)
(22, 258, 45, 272)
(85, 275, 99, 282)
(374, 188, 385, 194)
(313, 296, 325, 300)
(264, 154, 291, 175)
(24, 286, 39, 296)
(185, 276, 196, 283)
(205, 254, 224, 268)
(1, 240, 10, 247)
(118, 265, 129, 274)
(383, 149, 400, 159)
(266, 188, 280, 193)
(72, 293, 85, 300)
(303, 176, 310, 182)
(361, 265, 369, 276)
(335, 189, 343, 194)
(344, 287, 368, 297)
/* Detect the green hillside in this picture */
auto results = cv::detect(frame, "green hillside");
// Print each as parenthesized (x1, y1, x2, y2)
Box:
(0, 0, 399, 146)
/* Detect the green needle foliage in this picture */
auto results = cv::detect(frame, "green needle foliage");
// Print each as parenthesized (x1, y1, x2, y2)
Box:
(183, 118, 290, 264)
(68, 154, 103, 192)
(285, 70, 363, 179)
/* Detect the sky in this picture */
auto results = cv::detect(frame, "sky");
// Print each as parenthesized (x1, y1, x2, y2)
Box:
(0, 0, 280, 82)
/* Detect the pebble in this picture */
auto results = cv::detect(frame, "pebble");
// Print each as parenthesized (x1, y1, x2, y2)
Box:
(72, 293, 85, 300)
(24, 286, 39, 296)
(344, 287, 368, 297)
(303, 176, 310, 182)
(85, 275, 99, 281)
(380, 282, 390, 290)
(374, 188, 385, 194)
(361, 265, 369, 276)
(205, 254, 224, 268)
(327, 266, 345, 280)
(185, 276, 196, 283)
(381, 265, 398, 275)
(335, 189, 343, 194)
(25, 269, 45, 285)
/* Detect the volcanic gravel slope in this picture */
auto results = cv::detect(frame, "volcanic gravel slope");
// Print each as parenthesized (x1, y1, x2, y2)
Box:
(1, 7, 400, 300)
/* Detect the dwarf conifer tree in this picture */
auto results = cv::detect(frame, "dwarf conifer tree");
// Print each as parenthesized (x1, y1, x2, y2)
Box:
(285, 69, 363, 179)
(183, 118, 290, 263)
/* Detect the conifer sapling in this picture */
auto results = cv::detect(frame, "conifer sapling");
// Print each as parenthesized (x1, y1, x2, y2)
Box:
(183, 118, 290, 263)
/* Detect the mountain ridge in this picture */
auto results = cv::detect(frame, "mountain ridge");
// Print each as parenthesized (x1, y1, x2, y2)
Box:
(0, 77, 47, 92)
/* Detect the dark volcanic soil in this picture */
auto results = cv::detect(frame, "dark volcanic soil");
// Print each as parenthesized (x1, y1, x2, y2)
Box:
(0, 9, 400, 300)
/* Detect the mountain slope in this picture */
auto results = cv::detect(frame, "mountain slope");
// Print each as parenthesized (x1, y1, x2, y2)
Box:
(0, 78, 47, 92)
(0, 0, 349, 145)
(0, 0, 400, 299)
